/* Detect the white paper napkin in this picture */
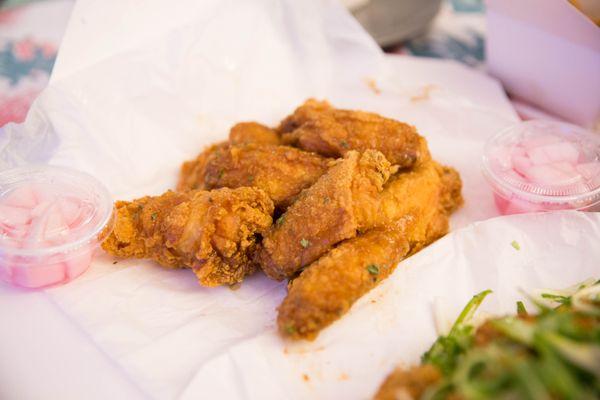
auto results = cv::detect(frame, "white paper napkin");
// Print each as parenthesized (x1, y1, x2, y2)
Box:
(1, 1, 596, 399)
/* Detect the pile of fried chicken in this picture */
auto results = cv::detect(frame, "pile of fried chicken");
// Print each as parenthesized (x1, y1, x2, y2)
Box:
(102, 99, 463, 341)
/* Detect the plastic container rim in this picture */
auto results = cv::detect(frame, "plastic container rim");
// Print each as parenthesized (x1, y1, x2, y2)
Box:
(481, 120, 600, 205)
(0, 165, 114, 258)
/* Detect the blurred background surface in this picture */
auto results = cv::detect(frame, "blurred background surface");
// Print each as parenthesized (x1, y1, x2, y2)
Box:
(2, 0, 597, 129)
(0, 0, 484, 127)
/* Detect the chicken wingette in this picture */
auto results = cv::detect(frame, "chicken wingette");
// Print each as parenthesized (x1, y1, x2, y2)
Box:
(277, 162, 463, 340)
(256, 149, 395, 281)
(101, 187, 274, 287)
(278, 99, 430, 169)
(277, 222, 410, 340)
(178, 143, 330, 208)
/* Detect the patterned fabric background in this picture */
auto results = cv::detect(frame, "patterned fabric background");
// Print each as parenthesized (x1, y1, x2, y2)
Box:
(395, 0, 485, 68)
(0, 0, 73, 126)
(0, 0, 485, 127)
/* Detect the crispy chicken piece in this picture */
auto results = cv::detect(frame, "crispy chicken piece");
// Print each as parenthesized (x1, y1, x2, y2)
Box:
(257, 150, 395, 281)
(229, 122, 281, 146)
(436, 164, 464, 214)
(278, 99, 430, 168)
(277, 222, 410, 340)
(377, 161, 462, 253)
(374, 364, 442, 400)
(176, 122, 280, 192)
(101, 187, 274, 287)
(179, 143, 330, 208)
(202, 144, 330, 209)
(276, 162, 463, 340)
(177, 142, 228, 191)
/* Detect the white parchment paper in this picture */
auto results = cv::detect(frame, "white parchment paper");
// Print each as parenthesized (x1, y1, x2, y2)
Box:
(1, 1, 597, 399)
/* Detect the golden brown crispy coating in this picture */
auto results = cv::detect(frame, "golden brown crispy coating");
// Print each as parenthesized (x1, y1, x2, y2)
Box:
(229, 122, 281, 146)
(177, 122, 280, 192)
(182, 143, 330, 208)
(371, 161, 462, 251)
(277, 222, 410, 340)
(101, 187, 274, 287)
(257, 150, 394, 281)
(278, 99, 429, 169)
(276, 162, 462, 341)
(177, 142, 227, 191)
(436, 163, 464, 214)
(374, 364, 442, 400)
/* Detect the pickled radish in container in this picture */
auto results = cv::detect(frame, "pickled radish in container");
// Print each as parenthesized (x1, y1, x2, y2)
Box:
(0, 166, 114, 288)
(482, 120, 600, 215)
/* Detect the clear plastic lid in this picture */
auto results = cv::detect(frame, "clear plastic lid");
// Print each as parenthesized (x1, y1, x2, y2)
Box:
(0, 165, 114, 258)
(482, 120, 600, 208)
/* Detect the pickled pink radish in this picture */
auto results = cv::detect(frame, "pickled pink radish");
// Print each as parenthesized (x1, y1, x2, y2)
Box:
(31, 200, 52, 218)
(0, 204, 31, 226)
(12, 260, 67, 288)
(483, 120, 600, 215)
(59, 198, 82, 227)
(0, 166, 113, 289)
(511, 155, 532, 176)
(538, 142, 579, 164)
(493, 133, 599, 187)
(64, 249, 93, 279)
(32, 182, 62, 204)
(520, 133, 561, 148)
(2, 185, 37, 208)
(526, 146, 552, 165)
(524, 164, 576, 185)
(577, 162, 600, 180)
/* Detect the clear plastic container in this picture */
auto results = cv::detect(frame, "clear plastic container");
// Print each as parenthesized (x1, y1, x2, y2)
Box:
(482, 120, 600, 215)
(0, 166, 114, 288)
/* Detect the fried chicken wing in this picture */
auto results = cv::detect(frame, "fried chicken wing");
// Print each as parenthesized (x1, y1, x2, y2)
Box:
(277, 222, 410, 340)
(374, 364, 442, 400)
(278, 99, 430, 168)
(257, 150, 394, 281)
(179, 143, 330, 208)
(378, 161, 462, 251)
(177, 122, 280, 192)
(367, 161, 453, 226)
(276, 161, 463, 340)
(101, 187, 274, 287)
(229, 122, 281, 146)
(177, 142, 228, 191)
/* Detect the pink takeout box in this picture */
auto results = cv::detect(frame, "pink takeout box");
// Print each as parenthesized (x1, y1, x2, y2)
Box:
(486, 0, 600, 130)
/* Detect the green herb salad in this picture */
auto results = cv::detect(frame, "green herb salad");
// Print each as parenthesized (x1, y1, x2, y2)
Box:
(375, 279, 600, 400)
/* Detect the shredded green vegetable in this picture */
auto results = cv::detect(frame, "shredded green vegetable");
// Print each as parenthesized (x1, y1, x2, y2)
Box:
(419, 280, 600, 400)
(516, 300, 527, 316)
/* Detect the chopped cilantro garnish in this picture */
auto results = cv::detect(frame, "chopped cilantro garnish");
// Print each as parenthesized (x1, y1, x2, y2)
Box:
(367, 264, 380, 275)
(276, 215, 286, 226)
(300, 238, 310, 248)
(285, 325, 296, 335)
(151, 212, 158, 221)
